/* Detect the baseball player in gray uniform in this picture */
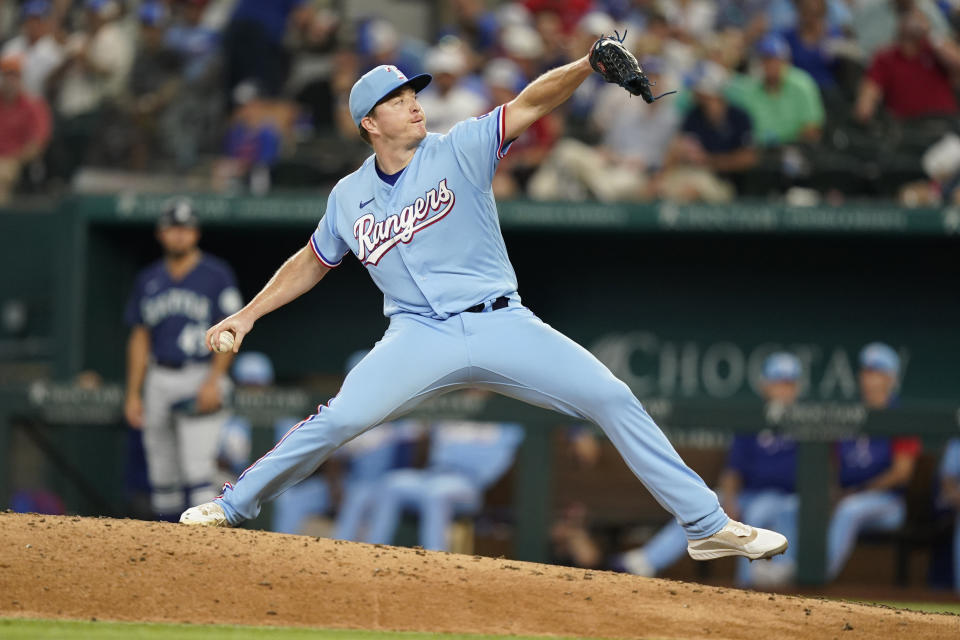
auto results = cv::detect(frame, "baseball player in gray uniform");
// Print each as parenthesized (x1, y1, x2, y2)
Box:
(180, 43, 787, 564)
(124, 200, 243, 520)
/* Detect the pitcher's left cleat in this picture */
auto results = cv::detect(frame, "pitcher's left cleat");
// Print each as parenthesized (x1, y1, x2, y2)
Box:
(687, 519, 788, 561)
(179, 501, 229, 527)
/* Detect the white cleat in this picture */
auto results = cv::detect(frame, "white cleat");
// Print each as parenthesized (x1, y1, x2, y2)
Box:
(687, 519, 788, 561)
(179, 501, 229, 527)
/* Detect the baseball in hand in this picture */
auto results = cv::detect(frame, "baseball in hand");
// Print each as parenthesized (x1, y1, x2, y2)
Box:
(214, 331, 235, 353)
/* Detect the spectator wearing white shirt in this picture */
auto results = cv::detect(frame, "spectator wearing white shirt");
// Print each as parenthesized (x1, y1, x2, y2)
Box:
(46, 0, 133, 181)
(1, 0, 64, 99)
(416, 45, 486, 135)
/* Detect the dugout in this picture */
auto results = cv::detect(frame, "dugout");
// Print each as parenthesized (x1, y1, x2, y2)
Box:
(2, 196, 959, 586)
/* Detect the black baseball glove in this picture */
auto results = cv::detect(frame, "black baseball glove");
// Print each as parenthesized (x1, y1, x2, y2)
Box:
(589, 31, 676, 104)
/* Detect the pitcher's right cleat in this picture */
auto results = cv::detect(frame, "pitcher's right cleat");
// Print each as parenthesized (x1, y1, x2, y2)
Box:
(687, 519, 788, 561)
(179, 501, 229, 527)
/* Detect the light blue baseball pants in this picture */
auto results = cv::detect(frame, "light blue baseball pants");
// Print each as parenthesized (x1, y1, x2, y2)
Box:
(364, 469, 481, 550)
(827, 489, 905, 580)
(217, 305, 728, 539)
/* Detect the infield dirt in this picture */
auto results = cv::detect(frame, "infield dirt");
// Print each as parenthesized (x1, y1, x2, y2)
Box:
(1, 513, 957, 639)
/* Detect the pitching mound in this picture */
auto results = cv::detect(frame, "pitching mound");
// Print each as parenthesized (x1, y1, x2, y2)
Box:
(1, 513, 957, 639)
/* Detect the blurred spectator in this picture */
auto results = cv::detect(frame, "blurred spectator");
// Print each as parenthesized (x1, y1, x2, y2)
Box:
(781, 0, 863, 100)
(656, 62, 756, 203)
(212, 82, 301, 194)
(523, 0, 592, 34)
(656, 0, 718, 42)
(364, 418, 524, 551)
(767, 0, 854, 34)
(827, 342, 921, 581)
(1, 0, 64, 98)
(727, 33, 824, 147)
(564, 11, 616, 136)
(529, 57, 680, 202)
(417, 44, 486, 134)
(638, 9, 699, 80)
(46, 0, 133, 182)
(358, 18, 426, 79)
(500, 22, 545, 80)
(899, 132, 960, 206)
(438, 0, 500, 58)
(222, 0, 314, 100)
(485, 57, 560, 199)
(937, 437, 960, 594)
(124, 2, 182, 170)
(162, 0, 224, 170)
(0, 54, 51, 204)
(851, 0, 951, 59)
(615, 352, 801, 587)
(854, 6, 960, 123)
(532, 9, 569, 69)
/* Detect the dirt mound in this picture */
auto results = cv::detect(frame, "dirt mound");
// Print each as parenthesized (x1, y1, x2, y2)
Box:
(0, 513, 957, 639)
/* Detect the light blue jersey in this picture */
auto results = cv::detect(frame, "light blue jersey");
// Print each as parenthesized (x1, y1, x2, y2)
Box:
(310, 106, 518, 318)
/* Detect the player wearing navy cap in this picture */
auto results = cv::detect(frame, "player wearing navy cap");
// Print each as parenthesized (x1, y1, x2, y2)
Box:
(181, 54, 787, 565)
(123, 199, 243, 520)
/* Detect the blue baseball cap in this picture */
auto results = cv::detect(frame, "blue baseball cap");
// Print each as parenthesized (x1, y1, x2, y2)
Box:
(138, 2, 167, 26)
(22, 0, 51, 18)
(859, 342, 900, 375)
(233, 352, 275, 386)
(762, 352, 801, 382)
(348, 65, 431, 128)
(756, 33, 790, 59)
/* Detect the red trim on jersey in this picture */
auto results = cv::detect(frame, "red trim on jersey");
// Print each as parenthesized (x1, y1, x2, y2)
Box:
(497, 105, 508, 159)
(308, 237, 342, 268)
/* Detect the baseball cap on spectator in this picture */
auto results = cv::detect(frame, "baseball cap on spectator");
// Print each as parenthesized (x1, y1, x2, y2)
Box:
(577, 11, 616, 37)
(22, 0, 52, 18)
(425, 46, 467, 76)
(233, 352, 275, 386)
(349, 65, 432, 127)
(756, 33, 790, 59)
(0, 55, 23, 75)
(859, 342, 900, 376)
(692, 61, 729, 96)
(762, 352, 802, 382)
(501, 24, 545, 60)
(138, 2, 168, 26)
(157, 198, 199, 228)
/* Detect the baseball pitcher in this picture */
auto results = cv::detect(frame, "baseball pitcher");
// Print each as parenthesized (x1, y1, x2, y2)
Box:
(181, 37, 787, 563)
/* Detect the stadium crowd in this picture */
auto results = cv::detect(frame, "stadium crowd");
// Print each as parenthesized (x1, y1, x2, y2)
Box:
(2, 0, 960, 204)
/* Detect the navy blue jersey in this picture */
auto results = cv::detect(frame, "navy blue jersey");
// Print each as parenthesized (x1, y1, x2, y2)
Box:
(837, 436, 921, 489)
(725, 431, 797, 493)
(681, 104, 753, 156)
(124, 254, 242, 365)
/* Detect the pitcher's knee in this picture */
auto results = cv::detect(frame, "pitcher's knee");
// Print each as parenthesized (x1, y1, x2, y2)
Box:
(590, 379, 638, 415)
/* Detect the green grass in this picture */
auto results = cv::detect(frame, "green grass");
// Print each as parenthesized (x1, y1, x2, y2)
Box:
(0, 619, 610, 640)
(853, 601, 960, 615)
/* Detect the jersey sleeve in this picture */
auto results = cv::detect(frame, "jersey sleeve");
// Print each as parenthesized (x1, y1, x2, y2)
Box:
(445, 104, 514, 190)
(309, 190, 350, 268)
(213, 263, 243, 323)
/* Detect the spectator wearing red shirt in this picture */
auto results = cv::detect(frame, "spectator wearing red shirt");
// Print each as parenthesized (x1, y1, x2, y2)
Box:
(0, 55, 51, 204)
(855, 6, 960, 122)
(827, 342, 921, 581)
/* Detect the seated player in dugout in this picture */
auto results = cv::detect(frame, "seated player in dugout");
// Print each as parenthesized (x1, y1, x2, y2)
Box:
(826, 342, 921, 581)
(180, 35, 788, 565)
(615, 352, 801, 586)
